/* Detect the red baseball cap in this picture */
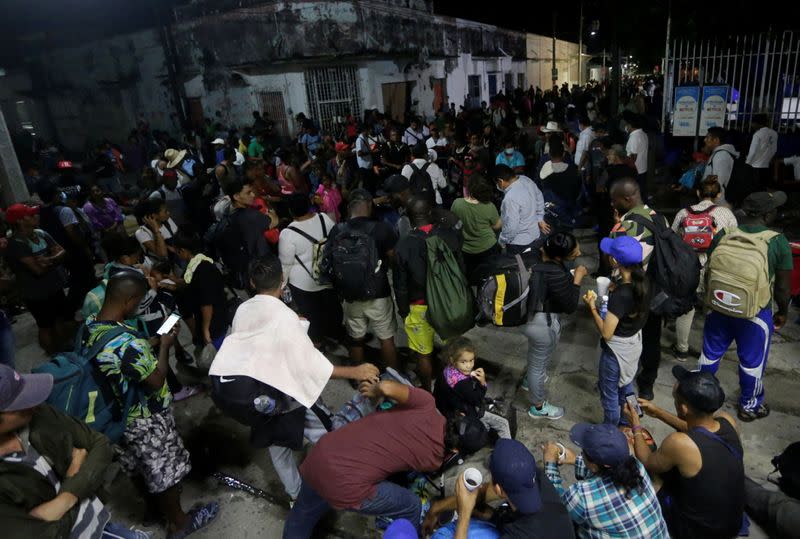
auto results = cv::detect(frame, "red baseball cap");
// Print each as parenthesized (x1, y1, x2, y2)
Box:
(4, 203, 39, 225)
(56, 160, 74, 169)
(334, 142, 350, 153)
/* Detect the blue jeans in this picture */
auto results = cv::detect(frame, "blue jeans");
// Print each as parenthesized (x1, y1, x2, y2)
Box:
(598, 344, 635, 425)
(283, 481, 421, 539)
(0, 310, 15, 369)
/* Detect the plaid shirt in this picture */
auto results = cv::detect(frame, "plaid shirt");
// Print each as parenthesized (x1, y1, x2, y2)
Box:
(545, 456, 668, 539)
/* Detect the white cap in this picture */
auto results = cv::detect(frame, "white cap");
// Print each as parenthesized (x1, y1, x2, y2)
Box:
(212, 138, 225, 145)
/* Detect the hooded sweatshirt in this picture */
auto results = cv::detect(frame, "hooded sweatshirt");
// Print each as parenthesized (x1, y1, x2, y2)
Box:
(703, 144, 739, 201)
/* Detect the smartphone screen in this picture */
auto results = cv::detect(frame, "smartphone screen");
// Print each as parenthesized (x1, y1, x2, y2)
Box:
(626, 393, 643, 417)
(156, 313, 181, 336)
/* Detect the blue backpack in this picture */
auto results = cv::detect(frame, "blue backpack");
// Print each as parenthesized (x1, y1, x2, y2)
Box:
(33, 325, 144, 443)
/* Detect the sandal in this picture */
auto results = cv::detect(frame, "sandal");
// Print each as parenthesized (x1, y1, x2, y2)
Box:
(168, 502, 220, 539)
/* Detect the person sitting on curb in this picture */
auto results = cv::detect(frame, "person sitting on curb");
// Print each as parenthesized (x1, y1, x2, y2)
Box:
(626, 366, 745, 539)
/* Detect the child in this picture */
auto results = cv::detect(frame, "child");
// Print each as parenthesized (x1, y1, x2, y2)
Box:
(313, 172, 343, 223)
(582, 235, 650, 426)
(434, 337, 511, 439)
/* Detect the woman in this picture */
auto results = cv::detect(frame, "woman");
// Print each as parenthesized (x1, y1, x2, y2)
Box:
(3, 204, 72, 354)
(670, 176, 737, 361)
(173, 232, 229, 351)
(278, 194, 341, 346)
(583, 235, 650, 426)
(134, 197, 178, 267)
(524, 232, 587, 420)
(450, 174, 501, 283)
(82, 184, 124, 237)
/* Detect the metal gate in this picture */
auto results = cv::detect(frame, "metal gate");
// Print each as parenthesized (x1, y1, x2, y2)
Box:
(663, 31, 800, 134)
(305, 66, 362, 135)
(257, 91, 289, 138)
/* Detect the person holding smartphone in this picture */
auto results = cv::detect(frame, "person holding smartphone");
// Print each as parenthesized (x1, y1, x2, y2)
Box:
(582, 235, 650, 426)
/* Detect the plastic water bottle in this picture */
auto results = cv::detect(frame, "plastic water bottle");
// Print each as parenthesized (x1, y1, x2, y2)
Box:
(253, 396, 276, 415)
(599, 295, 609, 320)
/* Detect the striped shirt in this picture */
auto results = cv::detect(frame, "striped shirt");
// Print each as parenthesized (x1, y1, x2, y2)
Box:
(545, 456, 668, 539)
(5, 428, 110, 538)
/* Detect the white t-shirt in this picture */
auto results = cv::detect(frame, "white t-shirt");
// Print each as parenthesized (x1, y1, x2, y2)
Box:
(746, 127, 778, 169)
(355, 134, 373, 169)
(135, 218, 178, 246)
(625, 129, 648, 174)
(575, 126, 595, 168)
(401, 158, 447, 205)
(278, 213, 335, 292)
(426, 137, 448, 150)
(783, 156, 800, 180)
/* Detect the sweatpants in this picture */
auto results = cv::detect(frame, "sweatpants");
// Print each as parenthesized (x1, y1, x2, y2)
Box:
(699, 307, 772, 412)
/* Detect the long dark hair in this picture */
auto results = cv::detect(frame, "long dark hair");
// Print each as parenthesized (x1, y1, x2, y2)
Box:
(595, 457, 645, 498)
(623, 263, 650, 318)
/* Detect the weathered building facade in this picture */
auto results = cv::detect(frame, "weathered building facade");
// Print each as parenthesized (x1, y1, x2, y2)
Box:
(1, 0, 582, 153)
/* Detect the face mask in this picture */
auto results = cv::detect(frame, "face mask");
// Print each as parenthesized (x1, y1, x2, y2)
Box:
(496, 183, 505, 193)
(505, 148, 514, 155)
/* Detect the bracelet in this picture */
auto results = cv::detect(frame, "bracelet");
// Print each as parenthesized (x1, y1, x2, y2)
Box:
(631, 425, 643, 432)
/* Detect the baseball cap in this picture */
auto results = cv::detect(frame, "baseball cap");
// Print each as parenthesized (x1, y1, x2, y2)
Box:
(334, 142, 350, 153)
(600, 235, 643, 266)
(382, 519, 417, 539)
(570, 423, 630, 467)
(489, 439, 542, 514)
(56, 160, 74, 170)
(377, 174, 410, 197)
(741, 191, 786, 216)
(672, 366, 726, 414)
(348, 188, 373, 206)
(0, 364, 53, 412)
(4, 203, 39, 225)
(211, 138, 225, 145)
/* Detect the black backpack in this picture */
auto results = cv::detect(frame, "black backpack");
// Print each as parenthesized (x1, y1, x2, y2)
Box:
(409, 162, 436, 205)
(205, 212, 249, 289)
(322, 222, 383, 301)
(629, 213, 701, 318)
(718, 150, 757, 208)
(772, 442, 800, 499)
(476, 255, 531, 327)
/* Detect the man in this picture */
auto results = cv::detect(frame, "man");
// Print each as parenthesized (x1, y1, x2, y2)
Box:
(36, 180, 98, 313)
(624, 113, 649, 200)
(401, 143, 448, 206)
(376, 175, 460, 241)
(574, 115, 595, 173)
(702, 126, 738, 201)
(746, 114, 778, 188)
(495, 164, 548, 255)
(627, 366, 745, 539)
(325, 189, 399, 369)
(540, 141, 582, 227)
(423, 439, 575, 539)
(149, 169, 187, 228)
(212, 138, 226, 164)
(426, 124, 449, 167)
(88, 272, 219, 537)
(283, 379, 457, 538)
(214, 148, 238, 192)
(380, 128, 410, 176)
(248, 133, 266, 161)
(778, 154, 800, 181)
(355, 124, 378, 193)
(609, 178, 668, 400)
(543, 424, 668, 538)
(394, 196, 462, 390)
(699, 191, 792, 421)
(223, 178, 273, 255)
(210, 254, 378, 504)
(0, 364, 153, 539)
(404, 118, 428, 147)
(495, 139, 526, 175)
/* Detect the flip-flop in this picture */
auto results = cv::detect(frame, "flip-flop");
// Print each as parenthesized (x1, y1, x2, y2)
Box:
(168, 502, 220, 539)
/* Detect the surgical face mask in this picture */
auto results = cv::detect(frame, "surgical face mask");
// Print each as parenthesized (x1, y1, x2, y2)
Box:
(496, 182, 505, 193)
(505, 148, 514, 155)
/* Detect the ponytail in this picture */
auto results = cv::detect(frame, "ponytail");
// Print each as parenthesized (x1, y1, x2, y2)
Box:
(628, 263, 650, 317)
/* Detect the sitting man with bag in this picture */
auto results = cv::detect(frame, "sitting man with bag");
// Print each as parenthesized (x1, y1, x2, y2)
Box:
(87, 271, 219, 539)
(209, 254, 379, 505)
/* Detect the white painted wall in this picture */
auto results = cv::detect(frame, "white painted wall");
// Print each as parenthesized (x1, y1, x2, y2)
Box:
(526, 34, 583, 90)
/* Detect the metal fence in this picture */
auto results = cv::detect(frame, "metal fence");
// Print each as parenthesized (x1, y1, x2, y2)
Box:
(305, 66, 363, 135)
(257, 91, 289, 139)
(663, 31, 800, 134)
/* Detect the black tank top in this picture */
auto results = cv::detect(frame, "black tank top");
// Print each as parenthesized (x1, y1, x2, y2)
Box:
(664, 417, 745, 538)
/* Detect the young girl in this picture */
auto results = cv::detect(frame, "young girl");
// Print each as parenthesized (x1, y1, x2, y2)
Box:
(434, 337, 511, 440)
(313, 172, 343, 223)
(582, 235, 650, 426)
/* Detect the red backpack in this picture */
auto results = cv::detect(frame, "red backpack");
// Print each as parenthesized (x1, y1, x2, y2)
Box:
(680, 205, 717, 252)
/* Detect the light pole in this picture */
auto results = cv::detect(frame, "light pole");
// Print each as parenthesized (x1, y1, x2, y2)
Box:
(578, 0, 584, 86)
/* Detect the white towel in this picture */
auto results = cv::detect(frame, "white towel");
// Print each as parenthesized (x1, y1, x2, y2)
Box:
(209, 294, 334, 408)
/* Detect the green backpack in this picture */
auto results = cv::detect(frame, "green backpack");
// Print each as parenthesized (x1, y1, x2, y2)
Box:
(425, 234, 475, 340)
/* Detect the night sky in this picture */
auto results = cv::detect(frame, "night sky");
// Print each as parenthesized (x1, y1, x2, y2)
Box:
(0, 0, 791, 69)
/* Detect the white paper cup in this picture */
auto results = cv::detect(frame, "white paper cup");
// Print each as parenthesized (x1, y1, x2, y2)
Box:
(596, 276, 611, 297)
(555, 443, 566, 463)
(462, 468, 483, 492)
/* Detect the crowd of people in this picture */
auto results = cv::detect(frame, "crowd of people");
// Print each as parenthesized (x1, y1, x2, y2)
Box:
(0, 77, 798, 539)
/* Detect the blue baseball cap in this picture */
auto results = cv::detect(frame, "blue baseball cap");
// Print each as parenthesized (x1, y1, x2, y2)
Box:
(489, 439, 542, 514)
(599, 235, 643, 266)
(570, 423, 630, 467)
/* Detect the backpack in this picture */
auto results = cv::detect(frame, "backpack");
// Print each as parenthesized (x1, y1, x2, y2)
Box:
(476, 255, 530, 327)
(321, 222, 383, 301)
(629, 213, 701, 318)
(33, 325, 144, 443)
(717, 150, 757, 208)
(205, 211, 249, 289)
(771, 442, 800, 499)
(680, 205, 717, 252)
(409, 162, 436, 205)
(287, 214, 329, 284)
(425, 234, 475, 339)
(705, 228, 779, 319)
